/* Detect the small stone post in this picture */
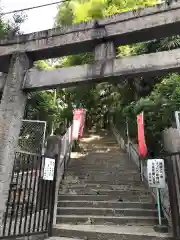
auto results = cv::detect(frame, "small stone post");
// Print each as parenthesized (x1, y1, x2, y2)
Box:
(0, 52, 31, 234)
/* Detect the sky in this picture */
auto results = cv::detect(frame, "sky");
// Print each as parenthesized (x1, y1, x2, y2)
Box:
(1, 0, 59, 33)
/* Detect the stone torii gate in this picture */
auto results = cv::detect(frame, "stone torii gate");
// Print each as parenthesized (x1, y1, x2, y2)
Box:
(0, 0, 179, 232)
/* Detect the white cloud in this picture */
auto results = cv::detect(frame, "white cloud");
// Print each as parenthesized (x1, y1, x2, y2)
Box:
(1, 0, 59, 33)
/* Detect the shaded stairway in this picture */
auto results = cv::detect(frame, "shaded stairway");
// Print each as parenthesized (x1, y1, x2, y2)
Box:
(52, 131, 172, 240)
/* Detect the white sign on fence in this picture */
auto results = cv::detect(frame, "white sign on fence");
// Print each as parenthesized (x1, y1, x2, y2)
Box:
(147, 159, 165, 188)
(43, 158, 55, 181)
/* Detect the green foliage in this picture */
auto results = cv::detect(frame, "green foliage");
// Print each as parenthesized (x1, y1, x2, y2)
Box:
(0, 12, 27, 38)
(55, 2, 75, 26)
(55, 0, 158, 25)
(0, 19, 7, 38)
(25, 91, 62, 134)
(122, 74, 180, 155)
(35, 60, 54, 70)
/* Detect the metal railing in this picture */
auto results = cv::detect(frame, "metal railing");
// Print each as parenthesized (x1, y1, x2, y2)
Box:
(111, 122, 143, 181)
(128, 141, 143, 181)
(60, 124, 73, 176)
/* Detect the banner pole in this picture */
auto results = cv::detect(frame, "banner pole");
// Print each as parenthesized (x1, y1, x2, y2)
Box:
(156, 187, 162, 226)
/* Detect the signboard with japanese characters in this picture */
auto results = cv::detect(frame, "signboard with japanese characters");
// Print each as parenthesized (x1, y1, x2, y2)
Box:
(147, 159, 165, 188)
(43, 158, 55, 181)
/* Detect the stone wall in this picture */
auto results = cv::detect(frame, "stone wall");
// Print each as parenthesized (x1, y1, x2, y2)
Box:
(163, 127, 180, 153)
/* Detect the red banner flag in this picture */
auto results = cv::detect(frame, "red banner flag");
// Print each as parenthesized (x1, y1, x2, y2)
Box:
(72, 108, 85, 140)
(79, 109, 86, 138)
(137, 112, 148, 157)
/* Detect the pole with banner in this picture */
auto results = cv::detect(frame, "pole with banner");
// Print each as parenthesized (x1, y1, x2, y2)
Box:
(72, 108, 85, 140)
(126, 117, 130, 160)
(137, 112, 147, 181)
(79, 109, 86, 138)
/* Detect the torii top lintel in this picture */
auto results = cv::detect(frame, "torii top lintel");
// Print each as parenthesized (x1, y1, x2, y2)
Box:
(0, 1, 180, 65)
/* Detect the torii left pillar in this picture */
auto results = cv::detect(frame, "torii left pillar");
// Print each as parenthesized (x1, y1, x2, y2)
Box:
(0, 52, 32, 234)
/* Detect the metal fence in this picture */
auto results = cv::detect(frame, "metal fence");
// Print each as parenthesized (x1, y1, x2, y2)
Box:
(1, 152, 57, 238)
(18, 120, 46, 154)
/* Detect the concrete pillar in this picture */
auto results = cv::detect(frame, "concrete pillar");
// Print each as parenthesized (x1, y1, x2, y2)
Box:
(94, 41, 116, 61)
(0, 52, 31, 233)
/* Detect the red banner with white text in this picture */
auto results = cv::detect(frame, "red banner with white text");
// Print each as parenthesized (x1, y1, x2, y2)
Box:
(137, 112, 148, 157)
(72, 108, 85, 140)
(79, 110, 86, 138)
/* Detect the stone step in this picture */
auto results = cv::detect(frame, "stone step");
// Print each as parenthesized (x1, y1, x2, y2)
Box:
(56, 215, 165, 225)
(57, 201, 154, 209)
(67, 164, 138, 172)
(53, 224, 172, 240)
(83, 181, 144, 185)
(66, 175, 141, 178)
(72, 178, 141, 183)
(63, 179, 144, 185)
(66, 172, 140, 177)
(67, 166, 138, 171)
(48, 238, 82, 240)
(59, 189, 151, 196)
(66, 168, 138, 172)
(67, 164, 136, 168)
(65, 174, 141, 179)
(69, 157, 128, 163)
(57, 207, 157, 217)
(66, 169, 138, 174)
(59, 189, 150, 196)
(58, 194, 152, 202)
(59, 188, 151, 198)
(60, 184, 147, 191)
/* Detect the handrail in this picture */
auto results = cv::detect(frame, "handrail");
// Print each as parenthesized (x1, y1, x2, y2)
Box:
(128, 141, 138, 155)
(111, 122, 143, 182)
(128, 141, 143, 181)
(60, 124, 73, 178)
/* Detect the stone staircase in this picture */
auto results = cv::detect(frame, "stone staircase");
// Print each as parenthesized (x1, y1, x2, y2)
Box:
(51, 132, 172, 240)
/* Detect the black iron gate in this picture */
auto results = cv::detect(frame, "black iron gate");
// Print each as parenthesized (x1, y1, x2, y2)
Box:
(1, 151, 57, 238)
